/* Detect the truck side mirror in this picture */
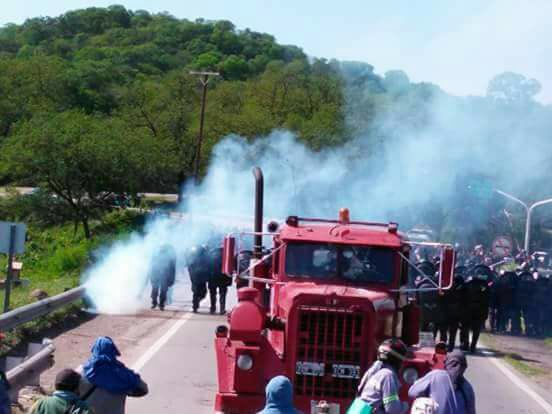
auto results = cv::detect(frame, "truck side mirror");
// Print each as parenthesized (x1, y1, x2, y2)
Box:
(222, 235, 236, 276)
(439, 246, 455, 290)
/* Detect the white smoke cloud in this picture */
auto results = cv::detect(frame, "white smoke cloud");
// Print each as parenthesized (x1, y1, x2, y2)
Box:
(83, 72, 552, 313)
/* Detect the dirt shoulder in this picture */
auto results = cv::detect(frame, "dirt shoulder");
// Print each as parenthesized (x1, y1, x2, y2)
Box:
(481, 332, 552, 393)
(16, 307, 181, 411)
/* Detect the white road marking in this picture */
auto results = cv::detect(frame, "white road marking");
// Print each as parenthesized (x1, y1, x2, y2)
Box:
(488, 354, 552, 413)
(132, 312, 193, 372)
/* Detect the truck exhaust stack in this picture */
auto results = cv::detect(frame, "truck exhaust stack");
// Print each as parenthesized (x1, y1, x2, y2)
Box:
(252, 167, 264, 259)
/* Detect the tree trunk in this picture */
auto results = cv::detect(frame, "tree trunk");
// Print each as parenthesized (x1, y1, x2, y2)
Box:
(81, 216, 91, 239)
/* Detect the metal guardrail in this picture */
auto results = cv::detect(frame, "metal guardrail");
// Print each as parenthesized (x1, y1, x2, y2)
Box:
(6, 340, 55, 400)
(0, 286, 85, 331)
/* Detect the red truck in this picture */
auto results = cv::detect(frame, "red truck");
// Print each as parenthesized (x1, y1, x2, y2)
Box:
(214, 167, 455, 414)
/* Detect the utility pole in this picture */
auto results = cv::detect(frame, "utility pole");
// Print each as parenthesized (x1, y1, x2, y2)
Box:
(494, 189, 552, 252)
(189, 71, 219, 183)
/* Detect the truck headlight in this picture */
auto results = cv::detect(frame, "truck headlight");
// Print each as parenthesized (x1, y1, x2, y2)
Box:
(402, 367, 419, 385)
(237, 354, 254, 371)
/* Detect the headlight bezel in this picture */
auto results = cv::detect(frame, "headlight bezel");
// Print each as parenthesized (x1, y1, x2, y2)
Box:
(402, 366, 419, 385)
(237, 353, 254, 371)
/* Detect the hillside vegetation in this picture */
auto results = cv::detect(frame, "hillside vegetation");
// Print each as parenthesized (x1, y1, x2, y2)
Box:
(0, 5, 551, 245)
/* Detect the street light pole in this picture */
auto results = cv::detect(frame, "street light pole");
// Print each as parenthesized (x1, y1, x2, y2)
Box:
(526, 198, 552, 252)
(189, 71, 219, 183)
(494, 189, 552, 252)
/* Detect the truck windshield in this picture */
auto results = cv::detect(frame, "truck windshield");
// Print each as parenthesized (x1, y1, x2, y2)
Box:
(285, 243, 395, 284)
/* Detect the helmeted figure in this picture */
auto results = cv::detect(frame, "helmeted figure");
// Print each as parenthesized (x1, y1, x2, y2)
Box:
(415, 260, 446, 342)
(207, 246, 233, 314)
(516, 271, 537, 336)
(149, 245, 176, 311)
(235, 250, 254, 289)
(188, 245, 211, 313)
(443, 276, 466, 352)
(534, 275, 550, 336)
(416, 278, 446, 340)
(460, 266, 492, 352)
(495, 271, 516, 333)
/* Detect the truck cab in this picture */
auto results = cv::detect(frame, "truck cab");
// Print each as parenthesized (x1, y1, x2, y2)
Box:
(214, 168, 454, 414)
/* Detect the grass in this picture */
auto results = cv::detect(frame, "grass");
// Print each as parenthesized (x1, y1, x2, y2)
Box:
(504, 354, 548, 377)
(545, 338, 552, 349)
(0, 208, 146, 355)
(0, 209, 144, 310)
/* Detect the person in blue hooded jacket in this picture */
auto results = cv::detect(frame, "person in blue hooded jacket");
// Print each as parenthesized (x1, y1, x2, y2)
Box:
(78, 336, 148, 414)
(258, 376, 301, 414)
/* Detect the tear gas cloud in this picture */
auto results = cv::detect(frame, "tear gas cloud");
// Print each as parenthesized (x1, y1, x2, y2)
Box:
(83, 68, 552, 314)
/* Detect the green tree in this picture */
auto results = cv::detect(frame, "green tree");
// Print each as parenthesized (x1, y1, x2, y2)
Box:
(487, 72, 541, 104)
(0, 111, 177, 238)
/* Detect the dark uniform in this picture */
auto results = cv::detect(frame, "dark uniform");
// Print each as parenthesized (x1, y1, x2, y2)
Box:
(207, 247, 232, 314)
(444, 276, 466, 352)
(534, 275, 550, 336)
(149, 245, 176, 310)
(495, 271, 516, 332)
(516, 272, 536, 336)
(188, 246, 210, 313)
(460, 267, 491, 352)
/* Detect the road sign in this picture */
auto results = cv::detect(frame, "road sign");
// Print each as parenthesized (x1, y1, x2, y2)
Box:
(492, 235, 513, 258)
(0, 222, 26, 254)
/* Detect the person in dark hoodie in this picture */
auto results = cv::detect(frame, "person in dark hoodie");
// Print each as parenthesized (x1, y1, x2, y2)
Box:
(408, 350, 476, 414)
(78, 336, 148, 414)
(258, 375, 301, 414)
(30, 368, 93, 414)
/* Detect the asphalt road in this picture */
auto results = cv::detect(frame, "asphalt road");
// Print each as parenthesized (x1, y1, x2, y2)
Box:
(123, 275, 552, 414)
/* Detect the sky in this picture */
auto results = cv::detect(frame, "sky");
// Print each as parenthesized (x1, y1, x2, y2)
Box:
(2, 0, 552, 103)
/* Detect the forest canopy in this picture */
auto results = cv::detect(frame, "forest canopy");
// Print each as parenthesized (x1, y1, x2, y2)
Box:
(1, 5, 550, 243)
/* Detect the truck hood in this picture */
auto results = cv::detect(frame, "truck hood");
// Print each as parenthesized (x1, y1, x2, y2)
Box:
(276, 282, 395, 314)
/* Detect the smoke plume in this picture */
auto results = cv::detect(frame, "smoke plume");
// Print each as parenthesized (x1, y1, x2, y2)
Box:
(83, 67, 552, 313)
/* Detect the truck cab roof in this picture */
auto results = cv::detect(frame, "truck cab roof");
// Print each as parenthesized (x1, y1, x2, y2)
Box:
(279, 219, 404, 248)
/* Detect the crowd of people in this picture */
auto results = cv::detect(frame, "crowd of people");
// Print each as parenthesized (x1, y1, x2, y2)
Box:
(258, 339, 476, 414)
(145, 242, 232, 314)
(26, 336, 148, 414)
(414, 243, 552, 353)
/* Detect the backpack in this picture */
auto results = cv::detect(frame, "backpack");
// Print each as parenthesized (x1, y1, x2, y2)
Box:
(411, 397, 439, 414)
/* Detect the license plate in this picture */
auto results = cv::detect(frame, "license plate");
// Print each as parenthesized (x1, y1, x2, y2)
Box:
(310, 400, 340, 414)
(296, 361, 325, 376)
(332, 364, 361, 379)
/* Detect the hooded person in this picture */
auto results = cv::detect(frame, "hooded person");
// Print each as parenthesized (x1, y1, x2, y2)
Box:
(78, 336, 148, 414)
(30, 369, 93, 414)
(408, 350, 476, 414)
(258, 376, 301, 414)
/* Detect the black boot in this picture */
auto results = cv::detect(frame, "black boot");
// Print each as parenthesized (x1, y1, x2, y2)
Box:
(219, 288, 227, 315)
(209, 288, 217, 314)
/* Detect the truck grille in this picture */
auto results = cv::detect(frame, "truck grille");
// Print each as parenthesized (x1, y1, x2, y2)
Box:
(294, 306, 365, 399)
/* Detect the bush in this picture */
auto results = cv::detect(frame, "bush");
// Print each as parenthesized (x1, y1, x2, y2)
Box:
(47, 242, 90, 273)
(0, 190, 74, 226)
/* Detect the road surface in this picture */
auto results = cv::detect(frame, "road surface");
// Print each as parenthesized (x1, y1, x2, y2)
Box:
(120, 274, 552, 413)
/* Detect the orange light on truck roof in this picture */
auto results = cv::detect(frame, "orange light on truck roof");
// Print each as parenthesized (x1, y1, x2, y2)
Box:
(338, 208, 350, 224)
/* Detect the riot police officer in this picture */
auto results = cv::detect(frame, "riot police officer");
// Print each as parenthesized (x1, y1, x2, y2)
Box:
(495, 270, 516, 332)
(188, 245, 210, 313)
(515, 271, 536, 336)
(207, 246, 232, 314)
(149, 245, 176, 311)
(460, 266, 491, 352)
(534, 274, 550, 336)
